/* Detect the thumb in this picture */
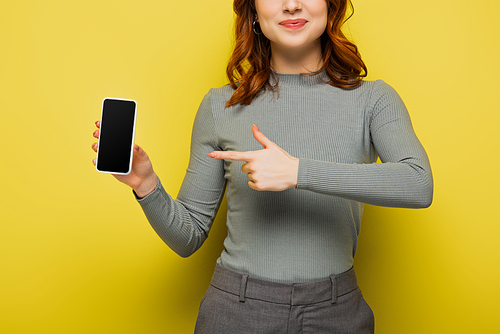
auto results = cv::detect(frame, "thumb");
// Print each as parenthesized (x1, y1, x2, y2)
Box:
(252, 123, 274, 149)
(133, 144, 149, 160)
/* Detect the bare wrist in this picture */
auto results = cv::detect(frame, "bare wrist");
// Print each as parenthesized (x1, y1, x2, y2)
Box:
(291, 157, 299, 188)
(134, 174, 158, 198)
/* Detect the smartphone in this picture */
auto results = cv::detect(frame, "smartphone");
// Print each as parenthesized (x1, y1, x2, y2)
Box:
(96, 97, 137, 175)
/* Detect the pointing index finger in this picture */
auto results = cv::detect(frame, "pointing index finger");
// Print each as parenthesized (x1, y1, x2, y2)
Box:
(208, 151, 254, 162)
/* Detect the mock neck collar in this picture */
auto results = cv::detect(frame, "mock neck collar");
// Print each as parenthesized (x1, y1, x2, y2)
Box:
(269, 69, 330, 86)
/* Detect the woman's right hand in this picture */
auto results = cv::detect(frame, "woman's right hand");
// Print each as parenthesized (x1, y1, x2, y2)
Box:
(92, 121, 158, 198)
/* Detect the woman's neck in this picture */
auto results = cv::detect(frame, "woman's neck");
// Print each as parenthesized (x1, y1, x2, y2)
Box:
(269, 40, 323, 74)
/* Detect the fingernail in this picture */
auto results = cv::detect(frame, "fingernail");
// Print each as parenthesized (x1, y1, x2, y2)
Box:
(208, 152, 215, 158)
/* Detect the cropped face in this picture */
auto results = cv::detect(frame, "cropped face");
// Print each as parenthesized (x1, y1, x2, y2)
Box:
(254, 0, 328, 52)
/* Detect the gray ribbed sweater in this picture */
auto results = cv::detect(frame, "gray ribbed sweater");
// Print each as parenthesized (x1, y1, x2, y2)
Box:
(137, 72, 433, 283)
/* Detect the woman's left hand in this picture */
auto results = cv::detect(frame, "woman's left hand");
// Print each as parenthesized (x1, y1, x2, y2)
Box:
(208, 124, 299, 191)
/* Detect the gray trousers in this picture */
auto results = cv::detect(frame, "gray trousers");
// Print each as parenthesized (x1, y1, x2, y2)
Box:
(194, 265, 374, 334)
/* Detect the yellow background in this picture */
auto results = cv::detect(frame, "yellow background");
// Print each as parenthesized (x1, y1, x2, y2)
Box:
(1, 0, 498, 333)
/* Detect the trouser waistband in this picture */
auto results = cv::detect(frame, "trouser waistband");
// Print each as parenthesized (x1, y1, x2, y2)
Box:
(210, 265, 359, 306)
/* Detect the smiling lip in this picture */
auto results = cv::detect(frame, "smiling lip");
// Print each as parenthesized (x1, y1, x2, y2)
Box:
(279, 19, 308, 29)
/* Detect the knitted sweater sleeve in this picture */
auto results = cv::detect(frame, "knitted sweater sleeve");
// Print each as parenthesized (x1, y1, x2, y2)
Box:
(135, 90, 226, 257)
(297, 81, 433, 208)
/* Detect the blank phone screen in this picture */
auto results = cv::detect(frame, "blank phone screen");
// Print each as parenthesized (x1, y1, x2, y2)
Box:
(96, 98, 136, 174)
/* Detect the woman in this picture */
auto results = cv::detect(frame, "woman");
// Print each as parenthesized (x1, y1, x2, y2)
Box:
(92, 0, 433, 333)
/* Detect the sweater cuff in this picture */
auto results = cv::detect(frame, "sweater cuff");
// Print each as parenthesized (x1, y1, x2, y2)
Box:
(296, 158, 342, 194)
(134, 178, 164, 202)
(297, 158, 317, 191)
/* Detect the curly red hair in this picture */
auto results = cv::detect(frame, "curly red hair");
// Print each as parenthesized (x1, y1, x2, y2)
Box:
(225, 0, 367, 108)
